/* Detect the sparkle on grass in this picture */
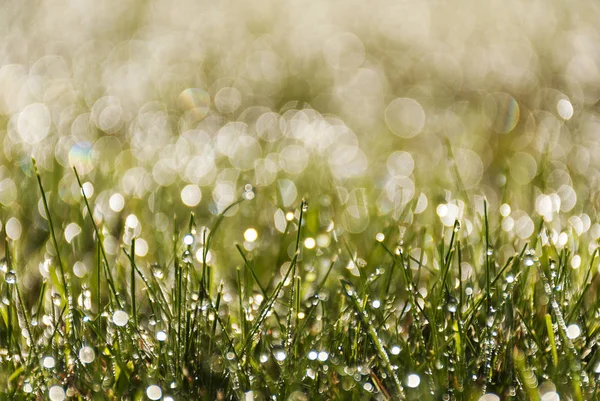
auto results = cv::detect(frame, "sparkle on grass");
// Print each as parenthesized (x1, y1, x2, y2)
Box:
(244, 228, 258, 242)
(146, 385, 162, 400)
(304, 237, 316, 249)
(112, 310, 129, 326)
(406, 373, 420, 388)
(78, 346, 95, 364)
(566, 324, 581, 339)
(49, 385, 65, 401)
(43, 356, 56, 369)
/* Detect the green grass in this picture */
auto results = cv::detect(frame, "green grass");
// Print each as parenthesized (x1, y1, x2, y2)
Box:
(1, 161, 599, 400)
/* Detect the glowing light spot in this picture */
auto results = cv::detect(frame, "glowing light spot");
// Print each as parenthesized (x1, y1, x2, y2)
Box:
(304, 237, 316, 249)
(566, 324, 581, 339)
(500, 203, 511, 217)
(112, 310, 129, 327)
(82, 182, 94, 198)
(557, 99, 573, 120)
(135, 239, 148, 257)
(180, 185, 201, 207)
(156, 331, 168, 342)
(78, 346, 95, 364)
(125, 214, 139, 229)
(109, 193, 125, 212)
(244, 228, 258, 242)
(48, 385, 66, 401)
(391, 346, 401, 355)
(183, 234, 194, 246)
(375, 233, 385, 242)
(64, 222, 82, 244)
(195, 248, 213, 264)
(18, 103, 51, 144)
(6, 217, 21, 240)
(406, 373, 420, 388)
(146, 385, 162, 400)
(274, 350, 286, 361)
(43, 356, 56, 369)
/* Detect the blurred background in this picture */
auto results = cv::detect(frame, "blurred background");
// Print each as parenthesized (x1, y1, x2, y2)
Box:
(1, 0, 600, 289)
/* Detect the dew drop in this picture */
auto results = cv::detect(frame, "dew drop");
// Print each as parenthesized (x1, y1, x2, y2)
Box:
(390, 346, 401, 355)
(317, 351, 329, 362)
(43, 356, 56, 369)
(406, 373, 420, 388)
(375, 233, 385, 242)
(146, 385, 162, 400)
(183, 234, 194, 246)
(566, 324, 581, 340)
(244, 228, 258, 242)
(302, 201, 309, 212)
(151, 264, 164, 279)
(5, 270, 16, 284)
(274, 349, 287, 362)
(112, 310, 129, 327)
(48, 385, 66, 401)
(79, 346, 95, 364)
(308, 350, 318, 361)
(156, 331, 168, 342)
(523, 256, 535, 267)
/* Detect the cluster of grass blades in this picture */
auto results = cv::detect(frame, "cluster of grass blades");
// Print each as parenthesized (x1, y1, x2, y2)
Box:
(1, 162, 600, 400)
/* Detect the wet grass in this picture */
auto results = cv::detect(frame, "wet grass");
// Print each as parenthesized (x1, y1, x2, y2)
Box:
(1, 163, 600, 401)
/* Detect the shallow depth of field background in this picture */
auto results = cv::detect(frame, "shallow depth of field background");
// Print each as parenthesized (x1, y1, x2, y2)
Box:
(0, 0, 600, 312)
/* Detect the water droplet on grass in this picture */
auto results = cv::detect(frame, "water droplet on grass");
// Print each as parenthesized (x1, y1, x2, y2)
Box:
(146, 385, 162, 400)
(183, 234, 194, 246)
(406, 373, 420, 388)
(317, 351, 329, 362)
(156, 331, 168, 342)
(48, 385, 66, 401)
(244, 228, 258, 242)
(274, 349, 287, 362)
(151, 264, 164, 279)
(5, 270, 16, 284)
(112, 310, 129, 326)
(79, 346, 95, 364)
(308, 351, 318, 361)
(43, 356, 56, 369)
(566, 324, 581, 339)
